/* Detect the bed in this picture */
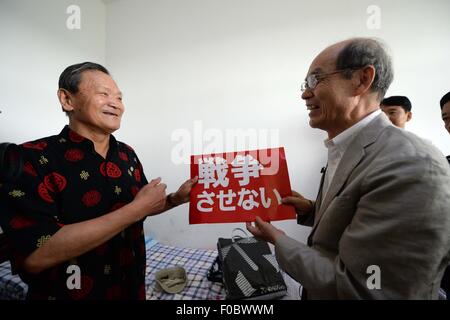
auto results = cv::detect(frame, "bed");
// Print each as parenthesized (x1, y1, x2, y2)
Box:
(144, 239, 225, 300)
(0, 261, 28, 300)
(0, 238, 226, 300)
(0, 238, 305, 300)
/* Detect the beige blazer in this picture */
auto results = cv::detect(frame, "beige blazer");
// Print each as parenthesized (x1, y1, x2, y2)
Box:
(275, 113, 450, 299)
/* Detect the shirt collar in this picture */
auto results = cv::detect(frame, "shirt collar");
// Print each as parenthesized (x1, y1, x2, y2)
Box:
(59, 125, 118, 154)
(324, 109, 382, 154)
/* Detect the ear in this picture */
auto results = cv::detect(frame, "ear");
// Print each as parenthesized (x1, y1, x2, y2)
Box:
(58, 89, 75, 113)
(406, 111, 412, 122)
(354, 65, 376, 96)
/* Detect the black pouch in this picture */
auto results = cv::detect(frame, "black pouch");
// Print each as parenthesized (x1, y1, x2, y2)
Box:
(215, 229, 287, 300)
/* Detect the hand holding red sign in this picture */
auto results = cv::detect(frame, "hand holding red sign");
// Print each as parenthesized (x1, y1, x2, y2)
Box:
(189, 147, 296, 224)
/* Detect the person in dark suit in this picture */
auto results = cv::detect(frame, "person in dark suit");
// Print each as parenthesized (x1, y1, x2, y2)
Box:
(247, 38, 450, 299)
(440, 90, 450, 299)
(440, 91, 450, 136)
(440, 91, 450, 164)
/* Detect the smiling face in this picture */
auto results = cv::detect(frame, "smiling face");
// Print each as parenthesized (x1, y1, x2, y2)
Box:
(381, 105, 411, 129)
(301, 42, 357, 139)
(61, 70, 124, 136)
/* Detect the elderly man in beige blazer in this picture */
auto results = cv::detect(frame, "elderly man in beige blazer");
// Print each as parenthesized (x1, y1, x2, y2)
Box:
(247, 38, 450, 299)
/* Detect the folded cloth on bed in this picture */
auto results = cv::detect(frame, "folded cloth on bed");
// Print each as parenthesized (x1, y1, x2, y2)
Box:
(155, 266, 187, 294)
(145, 241, 225, 300)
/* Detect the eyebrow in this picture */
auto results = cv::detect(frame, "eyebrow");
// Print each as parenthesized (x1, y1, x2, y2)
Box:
(98, 86, 122, 96)
(309, 68, 324, 75)
(304, 68, 325, 81)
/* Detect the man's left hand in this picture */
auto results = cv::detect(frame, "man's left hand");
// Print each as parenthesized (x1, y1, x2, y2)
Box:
(246, 216, 286, 245)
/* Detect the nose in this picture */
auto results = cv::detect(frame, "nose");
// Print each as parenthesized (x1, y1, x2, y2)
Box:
(301, 88, 313, 100)
(109, 101, 119, 110)
(109, 97, 123, 110)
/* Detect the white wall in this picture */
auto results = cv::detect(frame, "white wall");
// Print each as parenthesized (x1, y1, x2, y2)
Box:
(0, 0, 106, 142)
(2, 0, 449, 249)
(105, 0, 450, 248)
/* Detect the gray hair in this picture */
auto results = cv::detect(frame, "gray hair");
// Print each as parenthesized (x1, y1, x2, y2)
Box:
(336, 38, 394, 100)
(58, 62, 110, 115)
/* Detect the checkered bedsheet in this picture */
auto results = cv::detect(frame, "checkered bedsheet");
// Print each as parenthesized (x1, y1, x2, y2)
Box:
(145, 240, 225, 300)
(0, 261, 28, 300)
(0, 240, 225, 300)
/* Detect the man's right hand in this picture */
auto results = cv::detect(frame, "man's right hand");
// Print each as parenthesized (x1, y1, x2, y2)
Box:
(23, 177, 168, 274)
(282, 190, 314, 215)
(131, 177, 167, 219)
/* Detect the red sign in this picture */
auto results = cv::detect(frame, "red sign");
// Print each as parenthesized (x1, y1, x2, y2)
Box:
(189, 147, 296, 224)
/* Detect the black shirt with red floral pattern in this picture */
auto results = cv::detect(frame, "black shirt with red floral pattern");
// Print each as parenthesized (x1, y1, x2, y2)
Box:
(0, 126, 148, 299)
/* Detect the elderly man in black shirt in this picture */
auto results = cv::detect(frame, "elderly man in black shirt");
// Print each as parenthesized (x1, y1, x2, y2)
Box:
(0, 62, 196, 299)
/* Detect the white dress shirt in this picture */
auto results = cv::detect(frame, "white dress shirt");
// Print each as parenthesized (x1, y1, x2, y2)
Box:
(322, 110, 382, 198)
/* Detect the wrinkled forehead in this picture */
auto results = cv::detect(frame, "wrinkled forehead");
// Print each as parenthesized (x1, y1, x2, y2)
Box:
(381, 105, 404, 111)
(307, 42, 347, 76)
(79, 70, 120, 93)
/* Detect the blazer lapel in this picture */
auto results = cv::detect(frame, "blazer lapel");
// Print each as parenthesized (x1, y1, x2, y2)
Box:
(312, 146, 365, 230)
(310, 113, 391, 232)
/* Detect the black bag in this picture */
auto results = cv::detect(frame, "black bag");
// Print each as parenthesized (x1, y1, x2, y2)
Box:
(212, 230, 287, 300)
(0, 143, 22, 265)
(0, 233, 10, 264)
(0, 143, 23, 182)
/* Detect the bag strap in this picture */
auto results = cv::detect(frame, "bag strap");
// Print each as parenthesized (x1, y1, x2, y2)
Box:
(231, 227, 249, 242)
(207, 255, 223, 283)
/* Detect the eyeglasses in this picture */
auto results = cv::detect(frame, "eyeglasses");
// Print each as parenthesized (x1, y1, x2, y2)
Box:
(301, 69, 354, 92)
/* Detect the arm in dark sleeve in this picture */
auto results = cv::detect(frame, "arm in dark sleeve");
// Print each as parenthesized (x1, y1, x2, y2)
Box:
(296, 200, 315, 227)
(0, 160, 62, 271)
